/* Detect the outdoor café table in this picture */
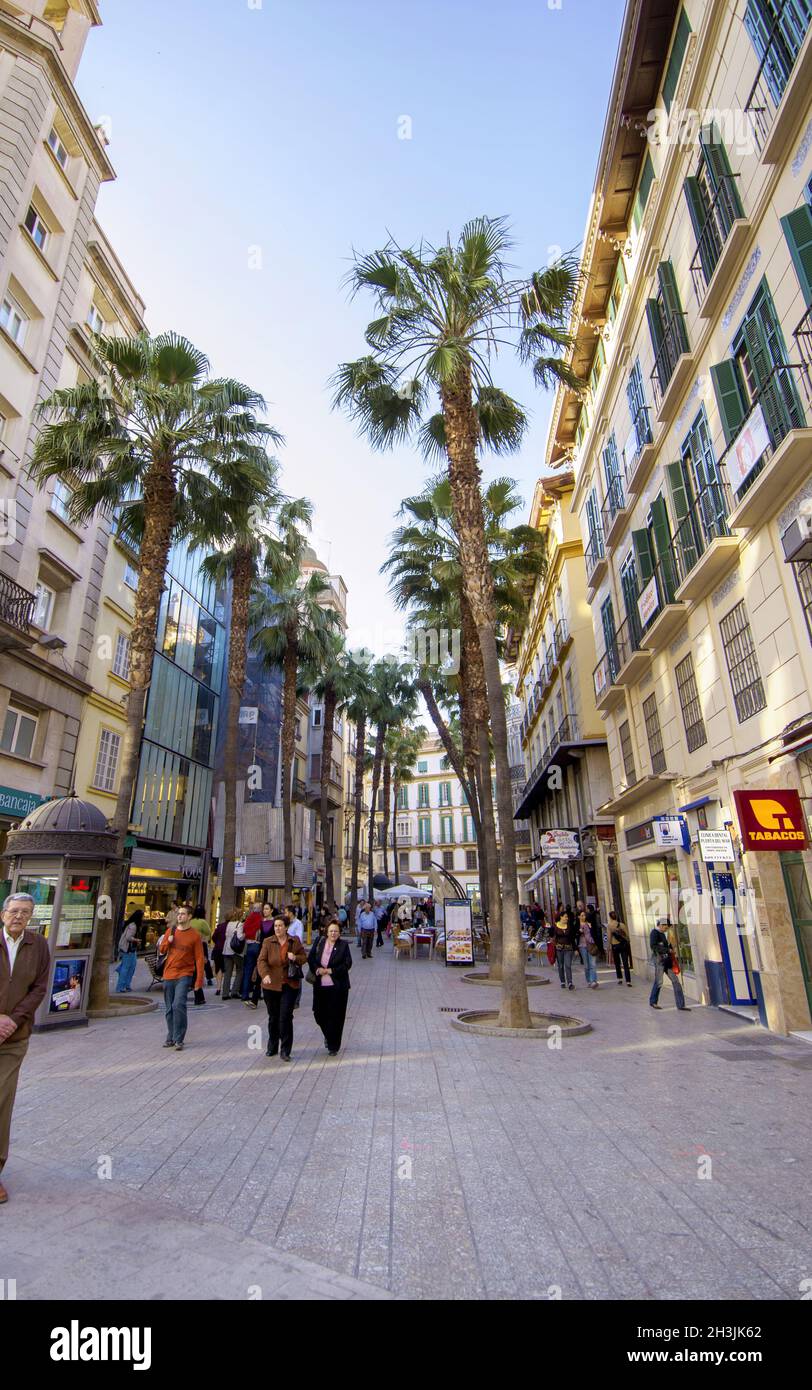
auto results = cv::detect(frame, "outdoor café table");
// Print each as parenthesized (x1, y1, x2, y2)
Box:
(413, 930, 435, 959)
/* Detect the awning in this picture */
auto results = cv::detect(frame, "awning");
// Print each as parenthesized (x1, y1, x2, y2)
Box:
(523, 861, 557, 887)
(678, 795, 715, 812)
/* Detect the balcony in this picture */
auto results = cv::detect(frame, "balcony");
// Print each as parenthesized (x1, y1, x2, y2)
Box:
(722, 364, 809, 529)
(585, 528, 607, 597)
(651, 314, 695, 425)
(795, 305, 812, 406)
(0, 573, 37, 652)
(593, 615, 649, 710)
(637, 554, 688, 650)
(553, 617, 572, 662)
(670, 477, 740, 604)
(515, 715, 606, 820)
(601, 472, 630, 549)
(623, 405, 657, 496)
(593, 647, 625, 714)
(744, 1, 812, 164)
(690, 174, 751, 321)
(292, 776, 307, 802)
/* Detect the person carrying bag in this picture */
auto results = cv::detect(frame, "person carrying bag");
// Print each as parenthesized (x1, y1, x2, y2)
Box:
(256, 918, 308, 1060)
(307, 919, 353, 1056)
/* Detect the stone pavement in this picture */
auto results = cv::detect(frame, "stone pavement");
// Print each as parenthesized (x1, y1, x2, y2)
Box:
(2, 943, 811, 1301)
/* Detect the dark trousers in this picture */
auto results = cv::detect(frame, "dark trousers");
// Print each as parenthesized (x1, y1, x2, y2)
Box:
(313, 987, 349, 1053)
(0, 1035, 29, 1175)
(375, 921, 384, 946)
(612, 941, 632, 982)
(361, 929, 374, 958)
(241, 942, 260, 999)
(263, 985, 298, 1055)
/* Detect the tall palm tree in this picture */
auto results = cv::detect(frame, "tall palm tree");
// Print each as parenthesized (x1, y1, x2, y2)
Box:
(252, 563, 341, 899)
(30, 332, 277, 1008)
(388, 724, 425, 877)
(343, 653, 374, 925)
(333, 218, 580, 1026)
(311, 634, 353, 910)
(366, 660, 416, 901)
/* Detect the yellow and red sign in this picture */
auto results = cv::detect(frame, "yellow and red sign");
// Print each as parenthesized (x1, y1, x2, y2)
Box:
(733, 789, 809, 851)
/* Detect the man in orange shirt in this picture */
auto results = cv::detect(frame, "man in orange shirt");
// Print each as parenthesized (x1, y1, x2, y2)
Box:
(158, 905, 204, 1052)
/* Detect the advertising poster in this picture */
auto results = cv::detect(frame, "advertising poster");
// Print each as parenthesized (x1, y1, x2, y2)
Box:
(444, 899, 474, 967)
(698, 827, 735, 863)
(725, 404, 770, 493)
(541, 828, 581, 860)
(49, 958, 87, 1014)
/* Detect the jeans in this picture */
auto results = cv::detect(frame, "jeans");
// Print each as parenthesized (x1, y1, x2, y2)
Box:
(580, 945, 598, 984)
(650, 957, 686, 1008)
(556, 947, 574, 986)
(263, 985, 298, 1055)
(164, 975, 193, 1043)
(115, 949, 137, 992)
(222, 956, 242, 998)
(241, 942, 261, 999)
(612, 941, 632, 983)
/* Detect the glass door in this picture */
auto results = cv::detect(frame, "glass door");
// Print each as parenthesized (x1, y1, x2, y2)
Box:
(781, 853, 812, 1016)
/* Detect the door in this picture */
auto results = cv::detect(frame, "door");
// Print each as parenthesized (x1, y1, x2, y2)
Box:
(711, 870, 757, 1005)
(781, 853, 812, 1016)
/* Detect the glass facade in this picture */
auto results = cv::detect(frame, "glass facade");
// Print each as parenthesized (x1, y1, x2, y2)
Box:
(133, 543, 225, 850)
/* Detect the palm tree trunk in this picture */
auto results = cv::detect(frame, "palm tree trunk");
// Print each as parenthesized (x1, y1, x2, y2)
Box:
(381, 758, 392, 880)
(219, 547, 252, 922)
(461, 593, 502, 980)
(90, 456, 176, 1012)
(367, 724, 385, 898)
(281, 630, 299, 900)
(418, 677, 472, 806)
(392, 774, 400, 872)
(348, 716, 367, 925)
(441, 372, 529, 1027)
(320, 684, 337, 909)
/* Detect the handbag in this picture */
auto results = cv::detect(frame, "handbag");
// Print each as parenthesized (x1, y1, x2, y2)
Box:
(230, 931, 245, 955)
(287, 959, 304, 981)
(546, 940, 556, 966)
(670, 949, 681, 975)
(154, 934, 171, 978)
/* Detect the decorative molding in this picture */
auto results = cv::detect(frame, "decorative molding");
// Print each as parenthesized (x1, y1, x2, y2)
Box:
(778, 476, 812, 533)
(722, 247, 761, 335)
(711, 567, 741, 608)
(792, 116, 812, 179)
(675, 376, 703, 433)
(669, 629, 690, 658)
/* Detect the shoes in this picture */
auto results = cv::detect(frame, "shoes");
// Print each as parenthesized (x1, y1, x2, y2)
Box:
(163, 1038, 175, 1048)
(280, 1053, 292, 1062)
(568, 983, 574, 990)
(650, 1003, 662, 1009)
(617, 979, 623, 986)
(678, 1007, 692, 1012)
(266, 1045, 278, 1057)
(251, 1002, 259, 1009)
(328, 1050, 339, 1056)
(627, 982, 632, 987)
(242, 999, 252, 1006)
(174, 1042, 185, 1051)
(560, 982, 566, 989)
(215, 989, 221, 996)
(0, 1182, 8, 1204)
(591, 982, 599, 989)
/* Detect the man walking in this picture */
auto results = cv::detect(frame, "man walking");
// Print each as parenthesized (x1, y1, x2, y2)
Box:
(374, 901, 387, 947)
(649, 919, 691, 1011)
(158, 905, 205, 1050)
(0, 892, 51, 1202)
(357, 902, 377, 959)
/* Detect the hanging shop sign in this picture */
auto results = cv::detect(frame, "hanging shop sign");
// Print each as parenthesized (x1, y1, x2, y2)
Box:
(698, 827, 735, 863)
(239, 707, 258, 725)
(444, 898, 474, 967)
(540, 828, 581, 860)
(652, 815, 690, 850)
(234, 856, 247, 875)
(733, 789, 809, 851)
(638, 575, 660, 628)
(725, 404, 771, 493)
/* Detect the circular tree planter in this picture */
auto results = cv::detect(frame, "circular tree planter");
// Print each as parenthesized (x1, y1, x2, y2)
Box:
(462, 971, 549, 987)
(451, 1009, 592, 1038)
(88, 994, 159, 1020)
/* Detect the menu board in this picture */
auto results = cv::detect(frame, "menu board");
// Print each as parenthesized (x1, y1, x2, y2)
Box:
(444, 899, 474, 967)
(57, 904, 96, 948)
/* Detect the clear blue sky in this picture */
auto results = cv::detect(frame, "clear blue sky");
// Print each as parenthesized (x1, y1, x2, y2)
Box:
(79, 0, 625, 647)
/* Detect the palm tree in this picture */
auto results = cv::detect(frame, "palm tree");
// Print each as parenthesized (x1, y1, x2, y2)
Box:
(366, 660, 416, 901)
(385, 474, 546, 976)
(343, 653, 374, 926)
(333, 217, 580, 1026)
(252, 562, 341, 900)
(30, 332, 277, 1008)
(311, 634, 354, 910)
(387, 724, 425, 877)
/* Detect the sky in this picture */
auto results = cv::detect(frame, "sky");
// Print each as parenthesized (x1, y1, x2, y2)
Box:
(77, 0, 626, 652)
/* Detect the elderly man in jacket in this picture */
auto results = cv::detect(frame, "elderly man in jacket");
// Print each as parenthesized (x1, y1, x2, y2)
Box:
(0, 892, 51, 1203)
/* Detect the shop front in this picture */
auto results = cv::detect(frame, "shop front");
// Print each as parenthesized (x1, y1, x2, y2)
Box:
(622, 813, 700, 999)
(125, 847, 208, 946)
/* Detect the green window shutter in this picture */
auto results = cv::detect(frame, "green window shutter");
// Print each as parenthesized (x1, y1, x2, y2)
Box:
(633, 528, 655, 584)
(666, 460, 702, 571)
(684, 177, 717, 282)
(662, 7, 691, 113)
(633, 154, 655, 232)
(665, 461, 691, 528)
(700, 125, 744, 219)
(710, 360, 747, 443)
(646, 297, 665, 364)
(657, 261, 689, 352)
(649, 495, 677, 603)
(781, 205, 812, 306)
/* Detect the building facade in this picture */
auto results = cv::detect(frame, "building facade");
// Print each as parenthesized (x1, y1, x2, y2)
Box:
(546, 0, 812, 1032)
(510, 474, 618, 918)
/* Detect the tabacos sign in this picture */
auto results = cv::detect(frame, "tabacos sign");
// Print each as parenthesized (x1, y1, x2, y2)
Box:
(733, 789, 809, 851)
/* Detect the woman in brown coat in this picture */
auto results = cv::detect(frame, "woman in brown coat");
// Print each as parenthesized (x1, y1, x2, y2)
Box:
(257, 917, 308, 1060)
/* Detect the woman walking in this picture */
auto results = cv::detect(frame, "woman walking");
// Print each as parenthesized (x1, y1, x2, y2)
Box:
(553, 908, 577, 990)
(114, 914, 140, 993)
(308, 920, 352, 1056)
(577, 909, 599, 989)
(257, 917, 308, 1060)
(608, 911, 633, 986)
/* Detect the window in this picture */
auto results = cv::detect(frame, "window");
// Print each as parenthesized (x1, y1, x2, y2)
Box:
(462, 814, 476, 843)
(661, 7, 691, 113)
(396, 819, 410, 839)
(418, 816, 431, 846)
(92, 727, 121, 793)
(438, 780, 452, 806)
(47, 126, 69, 170)
(294, 717, 301, 741)
(464, 849, 477, 872)
(24, 204, 49, 252)
(397, 785, 409, 809)
(619, 720, 637, 785)
(642, 694, 666, 774)
(795, 560, 812, 643)
(646, 262, 690, 401)
(33, 581, 55, 630)
(440, 754, 450, 771)
(632, 153, 655, 232)
(417, 782, 429, 808)
(417, 759, 428, 773)
(310, 754, 321, 781)
(112, 632, 130, 679)
(0, 705, 38, 760)
(398, 852, 410, 875)
(123, 560, 139, 590)
(744, 0, 811, 106)
(585, 488, 604, 569)
(420, 851, 431, 871)
(1, 295, 28, 347)
(675, 653, 707, 752)
(440, 814, 454, 844)
(50, 478, 73, 523)
(719, 600, 766, 722)
(86, 303, 106, 335)
(443, 850, 454, 871)
(312, 707, 322, 727)
(781, 202, 812, 307)
(626, 358, 652, 457)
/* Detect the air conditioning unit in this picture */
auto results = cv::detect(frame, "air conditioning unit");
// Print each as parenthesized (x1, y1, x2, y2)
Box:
(781, 510, 812, 564)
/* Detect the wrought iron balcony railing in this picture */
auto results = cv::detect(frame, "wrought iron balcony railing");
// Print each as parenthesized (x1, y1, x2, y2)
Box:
(690, 174, 744, 302)
(0, 573, 36, 635)
(744, 0, 811, 152)
(794, 304, 812, 404)
(719, 362, 807, 500)
(585, 528, 605, 579)
(601, 472, 627, 533)
(650, 313, 691, 407)
(667, 477, 734, 588)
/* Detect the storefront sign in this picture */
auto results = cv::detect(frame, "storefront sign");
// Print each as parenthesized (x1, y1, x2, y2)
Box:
(625, 820, 655, 850)
(234, 856, 247, 876)
(540, 828, 581, 860)
(725, 404, 770, 493)
(698, 827, 735, 863)
(733, 789, 809, 850)
(653, 815, 690, 850)
(239, 707, 258, 725)
(0, 786, 46, 820)
(638, 575, 660, 628)
(444, 899, 474, 967)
